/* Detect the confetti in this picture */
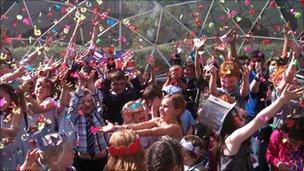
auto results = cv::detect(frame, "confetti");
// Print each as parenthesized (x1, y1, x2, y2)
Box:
(25, 65, 34, 72)
(54, 4, 61, 11)
(37, 122, 45, 131)
(96, 0, 103, 5)
(12, 107, 21, 115)
(249, 8, 256, 16)
(16, 15, 23, 20)
(0, 143, 4, 150)
(34, 25, 41, 36)
(86, 1, 91, 7)
(0, 97, 7, 108)
(106, 19, 116, 26)
(294, 12, 301, 19)
(282, 137, 288, 144)
(22, 18, 31, 26)
(80, 7, 87, 13)
(90, 126, 99, 134)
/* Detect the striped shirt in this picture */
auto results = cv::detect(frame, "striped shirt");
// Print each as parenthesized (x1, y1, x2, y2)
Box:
(68, 89, 108, 155)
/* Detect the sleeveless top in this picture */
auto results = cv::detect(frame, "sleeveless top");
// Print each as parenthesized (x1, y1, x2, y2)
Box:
(220, 143, 253, 171)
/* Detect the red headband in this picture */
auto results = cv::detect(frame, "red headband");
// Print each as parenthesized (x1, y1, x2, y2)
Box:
(108, 138, 142, 156)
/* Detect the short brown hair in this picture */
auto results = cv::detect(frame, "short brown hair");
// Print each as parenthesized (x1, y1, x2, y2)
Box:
(163, 93, 186, 115)
(219, 61, 240, 79)
(108, 69, 126, 82)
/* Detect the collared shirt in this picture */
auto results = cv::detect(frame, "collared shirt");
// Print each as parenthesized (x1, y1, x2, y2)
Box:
(68, 89, 108, 155)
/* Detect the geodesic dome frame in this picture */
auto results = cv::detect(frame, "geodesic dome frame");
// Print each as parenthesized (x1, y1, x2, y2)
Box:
(1, 0, 303, 74)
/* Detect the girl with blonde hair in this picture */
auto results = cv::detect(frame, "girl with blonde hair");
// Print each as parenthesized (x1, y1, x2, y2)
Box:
(105, 129, 145, 171)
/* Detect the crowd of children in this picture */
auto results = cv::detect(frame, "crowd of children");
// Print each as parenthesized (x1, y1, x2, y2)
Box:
(1, 17, 304, 171)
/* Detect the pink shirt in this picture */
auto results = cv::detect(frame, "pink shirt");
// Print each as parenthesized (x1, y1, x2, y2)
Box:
(266, 130, 304, 171)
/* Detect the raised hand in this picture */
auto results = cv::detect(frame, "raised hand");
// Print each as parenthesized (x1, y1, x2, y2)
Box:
(241, 65, 250, 80)
(194, 35, 207, 51)
(280, 84, 304, 101)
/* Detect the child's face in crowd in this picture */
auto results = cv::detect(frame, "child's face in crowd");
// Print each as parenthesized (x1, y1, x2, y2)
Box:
(169, 67, 183, 79)
(0, 90, 11, 112)
(80, 93, 94, 114)
(159, 97, 178, 122)
(34, 79, 50, 100)
(133, 110, 147, 123)
(111, 79, 127, 94)
(183, 66, 195, 78)
(233, 108, 247, 127)
(220, 76, 238, 92)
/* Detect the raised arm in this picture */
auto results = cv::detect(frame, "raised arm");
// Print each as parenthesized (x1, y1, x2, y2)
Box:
(240, 65, 250, 97)
(207, 63, 219, 96)
(281, 23, 290, 59)
(194, 35, 207, 78)
(249, 63, 262, 93)
(225, 84, 304, 155)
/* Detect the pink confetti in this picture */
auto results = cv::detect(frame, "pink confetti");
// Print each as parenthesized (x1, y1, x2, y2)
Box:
(90, 126, 99, 134)
(244, 0, 251, 6)
(22, 18, 31, 26)
(227, 10, 237, 19)
(0, 97, 7, 108)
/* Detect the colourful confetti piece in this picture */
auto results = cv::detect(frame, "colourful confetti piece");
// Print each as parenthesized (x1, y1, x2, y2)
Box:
(12, 107, 21, 115)
(22, 18, 31, 26)
(16, 15, 23, 20)
(96, 0, 103, 5)
(0, 97, 7, 108)
(90, 126, 99, 134)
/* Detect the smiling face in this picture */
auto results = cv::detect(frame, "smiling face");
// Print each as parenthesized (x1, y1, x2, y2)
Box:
(34, 78, 52, 101)
(159, 97, 179, 123)
(79, 93, 94, 114)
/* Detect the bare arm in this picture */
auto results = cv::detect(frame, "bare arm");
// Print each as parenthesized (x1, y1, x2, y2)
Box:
(281, 23, 290, 59)
(240, 65, 250, 97)
(123, 118, 159, 130)
(225, 84, 304, 155)
(208, 65, 219, 96)
(135, 123, 181, 137)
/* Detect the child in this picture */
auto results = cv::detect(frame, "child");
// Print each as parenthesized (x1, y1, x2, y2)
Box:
(163, 65, 187, 92)
(68, 70, 108, 171)
(121, 100, 155, 148)
(266, 115, 304, 171)
(112, 93, 185, 141)
(19, 133, 75, 171)
(209, 60, 250, 108)
(24, 77, 59, 133)
(0, 83, 27, 170)
(147, 139, 184, 171)
(142, 84, 162, 119)
(121, 100, 148, 124)
(180, 135, 208, 171)
(105, 129, 145, 171)
(198, 82, 303, 170)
